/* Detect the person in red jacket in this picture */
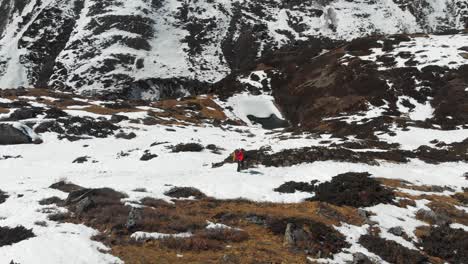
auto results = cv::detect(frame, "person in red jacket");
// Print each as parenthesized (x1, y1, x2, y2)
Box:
(233, 149, 245, 172)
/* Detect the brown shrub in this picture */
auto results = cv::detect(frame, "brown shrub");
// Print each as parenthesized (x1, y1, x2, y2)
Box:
(48, 212, 70, 222)
(0, 226, 35, 246)
(359, 235, 427, 264)
(159, 237, 223, 251)
(39, 196, 64, 206)
(136, 207, 205, 233)
(419, 225, 468, 263)
(200, 228, 249, 243)
(140, 197, 174, 209)
(85, 204, 130, 228)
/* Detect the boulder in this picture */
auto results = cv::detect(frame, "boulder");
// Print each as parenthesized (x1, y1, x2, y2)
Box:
(75, 196, 94, 215)
(115, 132, 136, 139)
(388, 226, 405, 237)
(126, 207, 143, 229)
(0, 122, 42, 145)
(351, 252, 376, 264)
(0, 190, 8, 204)
(140, 152, 158, 161)
(171, 143, 204, 152)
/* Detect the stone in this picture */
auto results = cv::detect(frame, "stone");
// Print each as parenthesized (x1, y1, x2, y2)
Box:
(75, 196, 93, 215)
(0, 123, 42, 145)
(126, 207, 142, 230)
(388, 226, 404, 237)
(115, 132, 136, 139)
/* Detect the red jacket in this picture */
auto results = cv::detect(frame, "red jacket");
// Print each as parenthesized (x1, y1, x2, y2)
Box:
(235, 150, 244, 161)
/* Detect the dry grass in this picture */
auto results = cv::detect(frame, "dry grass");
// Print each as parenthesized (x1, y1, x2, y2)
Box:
(60, 193, 363, 264)
(150, 95, 230, 125)
(112, 223, 309, 264)
(0, 108, 9, 114)
(76, 105, 141, 115)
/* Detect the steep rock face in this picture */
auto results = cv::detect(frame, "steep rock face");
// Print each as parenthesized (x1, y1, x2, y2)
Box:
(0, 0, 467, 99)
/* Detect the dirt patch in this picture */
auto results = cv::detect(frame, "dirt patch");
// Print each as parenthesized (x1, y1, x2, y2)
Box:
(0, 226, 35, 247)
(359, 235, 427, 264)
(308, 172, 395, 207)
(419, 225, 468, 263)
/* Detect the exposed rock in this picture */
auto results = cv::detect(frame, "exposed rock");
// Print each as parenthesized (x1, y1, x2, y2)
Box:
(171, 143, 204, 153)
(110, 114, 129, 123)
(34, 120, 64, 134)
(206, 144, 224, 154)
(268, 217, 349, 258)
(388, 226, 405, 237)
(72, 156, 91, 164)
(115, 132, 136, 139)
(350, 252, 376, 264)
(150, 141, 169, 147)
(0, 190, 8, 204)
(164, 187, 206, 199)
(247, 114, 289, 129)
(0, 123, 42, 145)
(359, 235, 427, 264)
(49, 181, 84, 193)
(75, 196, 94, 215)
(126, 207, 143, 230)
(0, 155, 22, 160)
(58, 134, 92, 141)
(220, 253, 240, 264)
(57, 116, 118, 138)
(308, 172, 395, 207)
(39, 196, 64, 206)
(0, 226, 35, 247)
(416, 209, 451, 226)
(65, 188, 127, 207)
(5, 107, 43, 121)
(140, 152, 158, 161)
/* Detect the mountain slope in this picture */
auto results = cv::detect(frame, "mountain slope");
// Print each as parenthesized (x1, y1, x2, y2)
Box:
(0, 0, 467, 99)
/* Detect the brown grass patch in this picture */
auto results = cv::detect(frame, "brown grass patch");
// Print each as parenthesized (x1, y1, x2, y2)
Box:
(77, 105, 141, 115)
(58, 187, 364, 264)
(113, 223, 309, 264)
(150, 95, 230, 125)
(0, 108, 9, 114)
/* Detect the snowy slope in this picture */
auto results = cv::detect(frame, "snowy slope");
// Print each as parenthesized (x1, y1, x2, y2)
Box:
(0, 0, 467, 98)
(0, 92, 467, 263)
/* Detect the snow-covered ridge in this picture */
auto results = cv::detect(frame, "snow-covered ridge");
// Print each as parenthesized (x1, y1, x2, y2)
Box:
(0, 0, 467, 98)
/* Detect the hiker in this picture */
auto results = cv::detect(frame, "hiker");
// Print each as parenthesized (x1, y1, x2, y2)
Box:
(233, 149, 245, 172)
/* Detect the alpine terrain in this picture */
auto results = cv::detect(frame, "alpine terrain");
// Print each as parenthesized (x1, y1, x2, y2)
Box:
(0, 0, 468, 263)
